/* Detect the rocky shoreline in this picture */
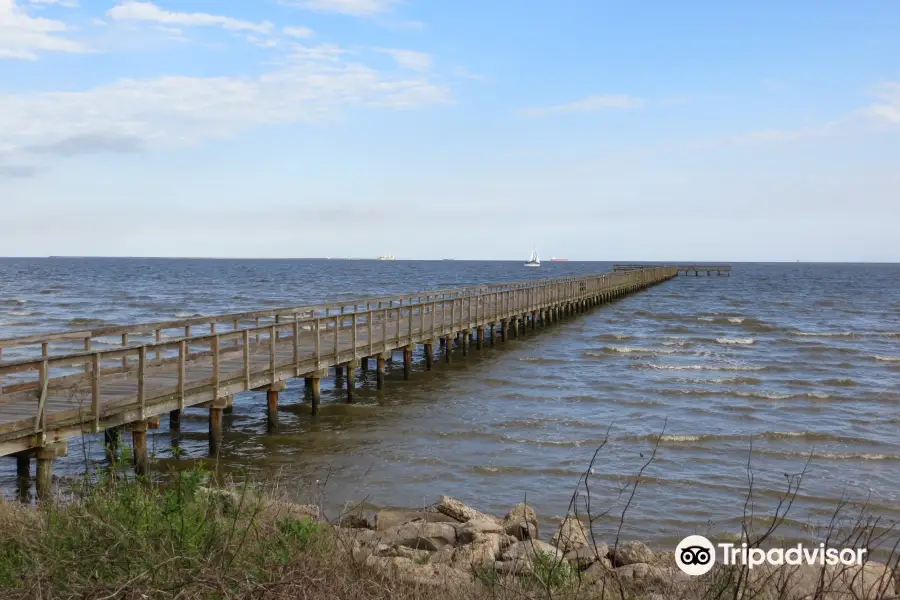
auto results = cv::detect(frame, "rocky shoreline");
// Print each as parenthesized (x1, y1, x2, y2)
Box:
(226, 492, 898, 599)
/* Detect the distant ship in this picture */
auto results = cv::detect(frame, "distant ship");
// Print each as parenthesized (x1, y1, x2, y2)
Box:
(524, 247, 540, 267)
(376, 254, 395, 261)
(550, 257, 569, 262)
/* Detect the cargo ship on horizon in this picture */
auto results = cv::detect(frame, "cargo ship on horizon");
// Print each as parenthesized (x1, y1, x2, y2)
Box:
(550, 257, 569, 262)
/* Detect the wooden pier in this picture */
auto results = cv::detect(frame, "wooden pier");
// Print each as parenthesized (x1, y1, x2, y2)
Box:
(0, 267, 677, 499)
(613, 264, 731, 276)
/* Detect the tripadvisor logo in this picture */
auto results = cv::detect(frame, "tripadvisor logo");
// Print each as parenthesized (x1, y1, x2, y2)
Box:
(675, 535, 868, 576)
(676, 535, 716, 576)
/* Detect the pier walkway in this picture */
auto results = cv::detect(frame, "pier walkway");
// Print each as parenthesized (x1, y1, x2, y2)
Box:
(0, 267, 677, 498)
(614, 264, 731, 276)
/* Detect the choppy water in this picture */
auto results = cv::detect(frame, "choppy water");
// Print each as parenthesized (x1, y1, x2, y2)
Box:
(1, 259, 899, 545)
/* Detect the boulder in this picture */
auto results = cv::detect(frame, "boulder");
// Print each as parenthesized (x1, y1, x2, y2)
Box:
(611, 540, 655, 566)
(340, 514, 374, 529)
(502, 502, 540, 541)
(550, 514, 590, 553)
(501, 539, 565, 563)
(375, 509, 459, 531)
(452, 533, 503, 570)
(381, 521, 457, 552)
(581, 557, 614, 583)
(565, 543, 609, 570)
(457, 518, 505, 545)
(363, 556, 473, 589)
(436, 496, 500, 524)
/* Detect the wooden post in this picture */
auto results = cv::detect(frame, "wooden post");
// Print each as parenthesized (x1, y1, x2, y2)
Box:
(334, 365, 344, 383)
(361, 357, 369, 372)
(132, 421, 149, 476)
(403, 346, 413, 380)
(424, 342, 434, 370)
(170, 409, 181, 430)
(16, 453, 30, 503)
(345, 362, 356, 402)
(500, 319, 507, 342)
(476, 327, 484, 349)
(209, 405, 223, 456)
(490, 323, 496, 346)
(443, 337, 452, 363)
(461, 331, 469, 356)
(306, 376, 321, 415)
(35, 450, 53, 501)
(531, 311, 536, 330)
(267, 388, 279, 431)
(377, 355, 386, 389)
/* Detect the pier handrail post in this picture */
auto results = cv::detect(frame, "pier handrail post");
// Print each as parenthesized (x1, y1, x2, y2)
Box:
(91, 353, 100, 431)
(368, 311, 374, 356)
(314, 318, 321, 369)
(293, 318, 300, 376)
(138, 346, 146, 419)
(334, 315, 340, 364)
(241, 331, 249, 390)
(179, 339, 187, 406)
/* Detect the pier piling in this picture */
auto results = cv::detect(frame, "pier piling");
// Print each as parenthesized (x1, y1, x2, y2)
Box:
(132, 422, 149, 476)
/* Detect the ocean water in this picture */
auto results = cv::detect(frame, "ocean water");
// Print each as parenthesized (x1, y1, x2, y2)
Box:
(1, 259, 899, 546)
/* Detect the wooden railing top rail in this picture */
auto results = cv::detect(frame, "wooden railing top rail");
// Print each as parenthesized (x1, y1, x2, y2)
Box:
(0, 270, 663, 362)
(613, 264, 732, 269)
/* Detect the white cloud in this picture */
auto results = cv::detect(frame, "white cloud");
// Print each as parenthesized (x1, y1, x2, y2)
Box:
(283, 25, 314, 38)
(377, 48, 431, 71)
(519, 94, 646, 117)
(862, 82, 900, 124)
(282, 0, 399, 17)
(107, 1, 273, 34)
(0, 0, 89, 59)
(0, 42, 452, 164)
(29, 0, 77, 7)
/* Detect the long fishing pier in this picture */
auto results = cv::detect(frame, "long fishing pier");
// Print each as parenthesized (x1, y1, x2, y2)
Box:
(0, 267, 676, 499)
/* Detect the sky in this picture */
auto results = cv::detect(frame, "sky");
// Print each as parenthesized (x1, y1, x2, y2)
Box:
(0, 0, 899, 261)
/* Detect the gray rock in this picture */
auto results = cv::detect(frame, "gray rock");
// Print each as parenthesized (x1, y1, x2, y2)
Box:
(452, 533, 503, 569)
(375, 509, 459, 531)
(502, 502, 540, 541)
(582, 557, 614, 583)
(381, 521, 457, 551)
(364, 556, 473, 589)
(457, 518, 505, 544)
(565, 543, 609, 570)
(436, 496, 500, 524)
(611, 540, 655, 566)
(501, 539, 565, 563)
(550, 514, 590, 553)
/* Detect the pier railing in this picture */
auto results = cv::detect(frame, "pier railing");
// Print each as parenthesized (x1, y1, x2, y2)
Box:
(0, 267, 676, 458)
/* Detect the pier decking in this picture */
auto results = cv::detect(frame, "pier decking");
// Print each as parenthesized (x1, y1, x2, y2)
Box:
(0, 267, 677, 498)
(613, 264, 731, 276)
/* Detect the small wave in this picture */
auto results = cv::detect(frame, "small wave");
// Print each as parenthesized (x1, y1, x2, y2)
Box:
(175, 312, 203, 318)
(698, 316, 714, 322)
(518, 356, 566, 364)
(789, 330, 858, 338)
(640, 431, 867, 444)
(728, 317, 745, 323)
(593, 333, 633, 341)
(641, 363, 767, 372)
(597, 346, 677, 355)
(874, 355, 900, 362)
(0, 299, 26, 307)
(756, 450, 900, 462)
(67, 317, 107, 326)
(716, 337, 755, 345)
(736, 391, 793, 400)
(7, 310, 36, 317)
(661, 338, 692, 348)
(824, 378, 857, 387)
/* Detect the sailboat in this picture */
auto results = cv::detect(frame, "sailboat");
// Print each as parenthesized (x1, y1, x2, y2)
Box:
(524, 247, 540, 267)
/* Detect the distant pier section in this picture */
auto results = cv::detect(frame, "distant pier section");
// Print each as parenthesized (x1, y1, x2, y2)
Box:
(614, 264, 731, 276)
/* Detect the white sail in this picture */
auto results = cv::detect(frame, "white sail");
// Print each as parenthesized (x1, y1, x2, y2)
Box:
(525, 247, 540, 267)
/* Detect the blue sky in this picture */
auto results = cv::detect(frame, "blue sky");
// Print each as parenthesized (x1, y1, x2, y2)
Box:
(1, 0, 898, 260)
